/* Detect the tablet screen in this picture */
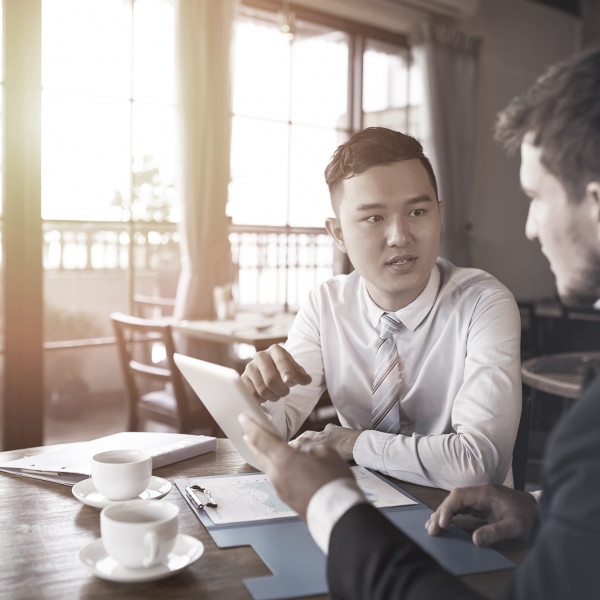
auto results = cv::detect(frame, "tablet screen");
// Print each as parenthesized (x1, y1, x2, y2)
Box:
(174, 353, 281, 470)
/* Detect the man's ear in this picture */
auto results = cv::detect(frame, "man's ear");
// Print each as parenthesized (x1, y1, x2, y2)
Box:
(586, 181, 600, 241)
(325, 217, 347, 254)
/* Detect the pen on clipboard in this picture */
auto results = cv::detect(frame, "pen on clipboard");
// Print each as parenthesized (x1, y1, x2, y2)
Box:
(185, 482, 218, 510)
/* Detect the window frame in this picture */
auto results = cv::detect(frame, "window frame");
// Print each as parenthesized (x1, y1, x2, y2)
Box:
(240, 0, 410, 138)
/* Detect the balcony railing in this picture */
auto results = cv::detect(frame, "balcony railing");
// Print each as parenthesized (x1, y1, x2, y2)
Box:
(229, 223, 333, 310)
(42, 220, 334, 323)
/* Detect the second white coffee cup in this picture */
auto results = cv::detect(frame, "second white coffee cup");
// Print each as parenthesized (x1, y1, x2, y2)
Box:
(91, 449, 152, 501)
(100, 500, 179, 569)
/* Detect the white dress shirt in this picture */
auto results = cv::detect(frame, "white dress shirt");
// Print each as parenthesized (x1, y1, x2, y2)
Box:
(264, 257, 522, 490)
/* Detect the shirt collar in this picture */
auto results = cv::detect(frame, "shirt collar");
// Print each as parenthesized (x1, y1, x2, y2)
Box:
(364, 263, 441, 332)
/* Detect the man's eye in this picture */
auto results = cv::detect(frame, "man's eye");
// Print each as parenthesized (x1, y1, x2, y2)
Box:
(366, 215, 383, 223)
(410, 209, 426, 217)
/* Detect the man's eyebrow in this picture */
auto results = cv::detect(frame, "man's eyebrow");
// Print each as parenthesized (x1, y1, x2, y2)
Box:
(354, 195, 434, 212)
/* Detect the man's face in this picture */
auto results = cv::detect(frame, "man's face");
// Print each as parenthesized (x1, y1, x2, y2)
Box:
(326, 160, 443, 312)
(520, 136, 600, 305)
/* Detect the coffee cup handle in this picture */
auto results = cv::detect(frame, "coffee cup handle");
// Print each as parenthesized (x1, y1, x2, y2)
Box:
(143, 531, 159, 568)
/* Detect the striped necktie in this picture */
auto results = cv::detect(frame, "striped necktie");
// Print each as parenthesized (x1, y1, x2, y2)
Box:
(372, 313, 403, 433)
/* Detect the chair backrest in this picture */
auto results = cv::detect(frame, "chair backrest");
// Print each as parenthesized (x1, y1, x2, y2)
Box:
(110, 311, 190, 431)
(133, 295, 176, 318)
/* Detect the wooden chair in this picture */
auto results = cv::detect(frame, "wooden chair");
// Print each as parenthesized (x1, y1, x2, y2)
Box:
(111, 312, 217, 435)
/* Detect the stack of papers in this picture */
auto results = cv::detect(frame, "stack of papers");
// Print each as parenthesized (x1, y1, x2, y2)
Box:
(0, 431, 217, 486)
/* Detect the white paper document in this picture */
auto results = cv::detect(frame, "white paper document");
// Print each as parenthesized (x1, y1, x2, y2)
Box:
(192, 466, 416, 525)
(0, 432, 217, 486)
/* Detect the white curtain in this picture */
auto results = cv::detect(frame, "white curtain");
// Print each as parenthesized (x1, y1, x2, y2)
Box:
(173, 0, 238, 322)
(412, 23, 482, 267)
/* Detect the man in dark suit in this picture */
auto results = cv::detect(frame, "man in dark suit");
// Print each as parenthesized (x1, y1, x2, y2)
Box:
(239, 46, 600, 599)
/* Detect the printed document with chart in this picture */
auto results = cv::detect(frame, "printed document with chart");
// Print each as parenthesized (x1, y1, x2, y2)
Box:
(193, 466, 416, 525)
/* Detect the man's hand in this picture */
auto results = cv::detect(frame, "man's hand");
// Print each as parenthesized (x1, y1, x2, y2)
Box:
(241, 344, 312, 402)
(425, 483, 538, 547)
(239, 413, 355, 520)
(289, 423, 362, 461)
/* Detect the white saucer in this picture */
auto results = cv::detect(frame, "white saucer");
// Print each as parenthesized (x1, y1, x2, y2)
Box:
(78, 534, 204, 582)
(72, 476, 172, 508)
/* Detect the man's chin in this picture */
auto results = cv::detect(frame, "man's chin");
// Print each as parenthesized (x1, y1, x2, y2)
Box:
(555, 253, 600, 308)
(558, 286, 600, 309)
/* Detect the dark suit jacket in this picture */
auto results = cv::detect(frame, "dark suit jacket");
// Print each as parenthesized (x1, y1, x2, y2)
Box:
(328, 377, 600, 599)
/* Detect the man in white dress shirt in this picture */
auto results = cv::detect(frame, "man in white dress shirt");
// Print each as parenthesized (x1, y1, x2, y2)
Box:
(241, 127, 521, 489)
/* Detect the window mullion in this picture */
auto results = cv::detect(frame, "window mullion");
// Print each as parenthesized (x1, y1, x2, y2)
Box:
(349, 32, 364, 134)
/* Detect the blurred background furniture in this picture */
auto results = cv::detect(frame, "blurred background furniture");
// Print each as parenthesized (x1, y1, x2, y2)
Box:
(521, 352, 600, 400)
(133, 294, 176, 318)
(173, 309, 296, 353)
(519, 351, 600, 488)
(111, 312, 218, 436)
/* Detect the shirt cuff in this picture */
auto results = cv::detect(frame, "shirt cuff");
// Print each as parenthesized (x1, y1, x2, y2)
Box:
(261, 400, 289, 439)
(353, 429, 395, 470)
(306, 477, 366, 555)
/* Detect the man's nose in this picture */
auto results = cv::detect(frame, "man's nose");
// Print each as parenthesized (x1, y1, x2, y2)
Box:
(386, 217, 409, 246)
(525, 203, 538, 241)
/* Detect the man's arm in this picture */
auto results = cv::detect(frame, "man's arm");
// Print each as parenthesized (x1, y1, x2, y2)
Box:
(328, 503, 482, 600)
(241, 293, 331, 440)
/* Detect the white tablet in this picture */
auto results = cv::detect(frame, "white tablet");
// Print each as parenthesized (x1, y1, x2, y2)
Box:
(173, 353, 281, 470)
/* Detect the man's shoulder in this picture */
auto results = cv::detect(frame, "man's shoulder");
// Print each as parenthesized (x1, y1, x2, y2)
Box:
(299, 271, 365, 324)
(437, 257, 515, 301)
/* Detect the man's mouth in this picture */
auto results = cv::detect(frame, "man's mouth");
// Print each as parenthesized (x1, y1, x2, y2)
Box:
(386, 255, 417, 266)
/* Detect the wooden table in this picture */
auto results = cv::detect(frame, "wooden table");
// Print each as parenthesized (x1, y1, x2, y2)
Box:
(174, 311, 296, 352)
(0, 439, 524, 599)
(521, 351, 600, 399)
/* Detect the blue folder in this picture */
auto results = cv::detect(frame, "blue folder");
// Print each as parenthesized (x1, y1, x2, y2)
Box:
(175, 474, 514, 600)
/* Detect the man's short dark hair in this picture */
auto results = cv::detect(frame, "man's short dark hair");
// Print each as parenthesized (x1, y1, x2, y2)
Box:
(324, 127, 438, 212)
(495, 46, 600, 204)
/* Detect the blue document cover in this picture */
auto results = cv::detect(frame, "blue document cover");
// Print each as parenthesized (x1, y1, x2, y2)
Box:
(175, 473, 514, 600)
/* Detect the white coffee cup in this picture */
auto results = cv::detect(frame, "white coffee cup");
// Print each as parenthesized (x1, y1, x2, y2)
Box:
(100, 500, 179, 569)
(91, 449, 152, 501)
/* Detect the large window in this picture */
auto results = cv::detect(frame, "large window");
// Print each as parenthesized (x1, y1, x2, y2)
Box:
(40, 0, 179, 442)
